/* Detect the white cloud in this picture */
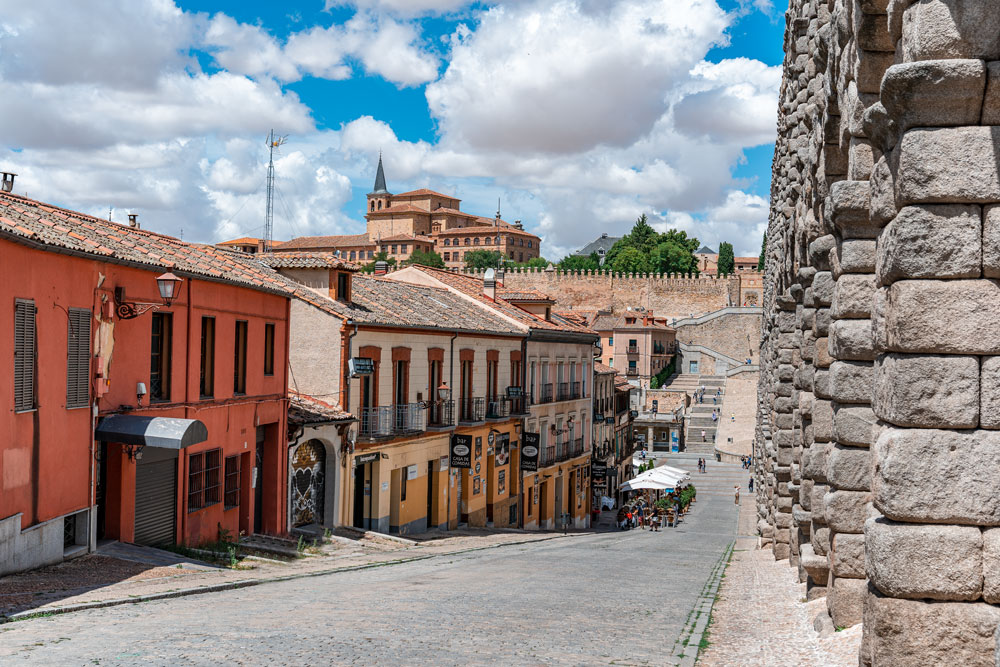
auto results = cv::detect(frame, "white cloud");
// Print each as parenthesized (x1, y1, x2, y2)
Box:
(324, 0, 472, 17)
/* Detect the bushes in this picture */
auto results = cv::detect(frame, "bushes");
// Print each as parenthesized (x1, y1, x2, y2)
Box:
(654, 484, 697, 511)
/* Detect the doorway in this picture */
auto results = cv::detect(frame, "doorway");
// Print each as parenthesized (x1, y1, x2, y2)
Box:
(291, 439, 326, 527)
(554, 476, 564, 530)
(133, 448, 178, 547)
(254, 427, 264, 533)
(426, 460, 436, 529)
(539, 481, 548, 529)
(353, 463, 366, 529)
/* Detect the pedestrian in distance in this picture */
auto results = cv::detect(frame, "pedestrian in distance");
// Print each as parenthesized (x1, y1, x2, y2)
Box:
(701, 429, 706, 441)
(749, 476, 754, 492)
(734, 485, 740, 505)
(731, 413, 735, 422)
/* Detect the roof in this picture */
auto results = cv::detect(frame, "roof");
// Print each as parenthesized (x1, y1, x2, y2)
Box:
(378, 234, 434, 243)
(735, 256, 759, 263)
(0, 192, 291, 295)
(614, 313, 675, 331)
(614, 377, 634, 390)
(277, 233, 374, 250)
(500, 288, 554, 303)
(288, 392, 354, 425)
(367, 203, 433, 216)
(434, 223, 540, 239)
(218, 237, 263, 246)
(398, 266, 596, 338)
(256, 252, 360, 270)
(695, 246, 717, 255)
(371, 155, 388, 195)
(431, 207, 478, 219)
(394, 188, 459, 200)
(595, 362, 616, 375)
(590, 313, 619, 331)
(576, 234, 620, 256)
(552, 310, 589, 327)
(276, 270, 523, 336)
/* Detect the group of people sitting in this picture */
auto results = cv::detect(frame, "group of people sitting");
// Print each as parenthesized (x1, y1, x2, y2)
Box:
(740, 455, 753, 469)
(615, 498, 677, 532)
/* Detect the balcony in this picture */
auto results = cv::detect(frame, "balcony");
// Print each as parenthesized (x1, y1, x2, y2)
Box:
(541, 445, 557, 467)
(626, 368, 639, 377)
(537, 383, 554, 405)
(652, 341, 677, 355)
(626, 345, 639, 354)
(486, 397, 510, 419)
(571, 437, 585, 458)
(359, 403, 426, 440)
(570, 381, 581, 400)
(459, 396, 486, 423)
(427, 400, 455, 428)
(557, 382, 570, 401)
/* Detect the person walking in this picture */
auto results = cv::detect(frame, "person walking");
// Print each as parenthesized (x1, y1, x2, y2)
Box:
(734, 485, 740, 505)
(731, 412, 735, 422)
(636, 502, 646, 530)
(748, 476, 754, 492)
(701, 429, 706, 442)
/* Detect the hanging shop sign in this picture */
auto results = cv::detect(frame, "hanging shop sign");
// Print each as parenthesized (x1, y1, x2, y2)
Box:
(591, 463, 608, 478)
(355, 452, 379, 465)
(495, 433, 510, 466)
(520, 432, 540, 471)
(450, 434, 473, 468)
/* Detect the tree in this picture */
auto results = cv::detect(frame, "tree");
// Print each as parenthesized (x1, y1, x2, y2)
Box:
(463, 249, 503, 269)
(402, 249, 445, 269)
(361, 251, 396, 274)
(651, 239, 699, 275)
(608, 246, 650, 274)
(558, 252, 601, 271)
(717, 242, 735, 275)
(758, 233, 766, 271)
(509, 256, 550, 269)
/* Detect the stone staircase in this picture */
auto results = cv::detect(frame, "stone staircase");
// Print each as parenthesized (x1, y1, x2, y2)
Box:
(661, 374, 727, 454)
(660, 452, 747, 500)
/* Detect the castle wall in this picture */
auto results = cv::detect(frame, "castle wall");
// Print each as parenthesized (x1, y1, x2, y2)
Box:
(758, 0, 1000, 661)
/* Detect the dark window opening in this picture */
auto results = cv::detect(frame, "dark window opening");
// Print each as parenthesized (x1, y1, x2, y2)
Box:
(264, 322, 275, 376)
(224, 455, 240, 509)
(150, 312, 172, 402)
(200, 317, 215, 397)
(234, 320, 248, 394)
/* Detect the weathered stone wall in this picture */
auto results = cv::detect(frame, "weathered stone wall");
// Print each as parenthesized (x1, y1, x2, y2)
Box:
(460, 268, 746, 317)
(673, 309, 763, 364)
(756, 0, 1000, 661)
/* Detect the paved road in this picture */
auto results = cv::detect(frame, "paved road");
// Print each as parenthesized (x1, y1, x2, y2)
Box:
(0, 458, 743, 666)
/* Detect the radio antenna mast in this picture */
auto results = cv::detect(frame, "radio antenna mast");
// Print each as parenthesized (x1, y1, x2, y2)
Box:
(264, 129, 287, 252)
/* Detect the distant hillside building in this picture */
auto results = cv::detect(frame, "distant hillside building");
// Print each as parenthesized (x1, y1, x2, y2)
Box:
(575, 233, 620, 265)
(262, 156, 542, 269)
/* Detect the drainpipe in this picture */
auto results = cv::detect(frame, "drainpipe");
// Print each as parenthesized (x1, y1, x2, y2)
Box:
(342, 320, 358, 413)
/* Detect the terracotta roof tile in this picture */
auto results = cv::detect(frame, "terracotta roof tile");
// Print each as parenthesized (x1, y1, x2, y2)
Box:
(393, 188, 459, 200)
(277, 233, 373, 250)
(0, 192, 291, 295)
(288, 392, 354, 424)
(256, 252, 361, 270)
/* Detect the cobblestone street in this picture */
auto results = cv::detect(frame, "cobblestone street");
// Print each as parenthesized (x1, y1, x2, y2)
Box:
(0, 459, 743, 666)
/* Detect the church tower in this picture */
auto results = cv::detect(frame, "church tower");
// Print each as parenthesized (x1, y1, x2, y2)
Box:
(366, 154, 391, 214)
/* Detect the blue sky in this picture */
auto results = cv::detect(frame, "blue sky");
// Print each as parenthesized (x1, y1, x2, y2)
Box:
(0, 0, 785, 258)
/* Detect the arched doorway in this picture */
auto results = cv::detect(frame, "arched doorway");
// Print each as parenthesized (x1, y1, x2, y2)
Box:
(291, 439, 326, 527)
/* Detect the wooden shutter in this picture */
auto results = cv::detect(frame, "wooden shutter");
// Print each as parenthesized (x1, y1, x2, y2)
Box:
(14, 299, 36, 412)
(66, 308, 92, 408)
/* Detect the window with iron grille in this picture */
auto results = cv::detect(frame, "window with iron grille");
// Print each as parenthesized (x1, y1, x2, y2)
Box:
(234, 320, 247, 394)
(66, 308, 91, 409)
(150, 312, 172, 402)
(264, 322, 275, 375)
(14, 299, 37, 412)
(187, 448, 222, 511)
(224, 455, 240, 509)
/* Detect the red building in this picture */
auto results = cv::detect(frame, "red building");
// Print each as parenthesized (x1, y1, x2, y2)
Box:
(0, 183, 290, 574)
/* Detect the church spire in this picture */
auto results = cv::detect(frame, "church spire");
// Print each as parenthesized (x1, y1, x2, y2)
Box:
(372, 152, 388, 194)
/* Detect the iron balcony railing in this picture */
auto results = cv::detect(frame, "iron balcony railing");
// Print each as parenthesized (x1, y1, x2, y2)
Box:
(626, 345, 639, 354)
(359, 403, 426, 439)
(572, 437, 585, 458)
(459, 396, 486, 423)
(570, 382, 581, 400)
(486, 397, 510, 419)
(538, 383, 554, 404)
(506, 395, 528, 415)
(541, 445, 557, 467)
(626, 368, 639, 376)
(427, 400, 455, 428)
(557, 382, 570, 401)
(652, 342, 678, 355)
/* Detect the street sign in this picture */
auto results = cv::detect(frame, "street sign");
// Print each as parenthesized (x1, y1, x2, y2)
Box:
(450, 434, 472, 468)
(521, 432, 540, 471)
(349, 357, 375, 376)
(592, 463, 608, 478)
(355, 452, 379, 465)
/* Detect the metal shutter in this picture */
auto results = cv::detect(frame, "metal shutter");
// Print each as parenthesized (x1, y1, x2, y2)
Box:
(66, 308, 91, 408)
(134, 458, 177, 546)
(14, 299, 36, 412)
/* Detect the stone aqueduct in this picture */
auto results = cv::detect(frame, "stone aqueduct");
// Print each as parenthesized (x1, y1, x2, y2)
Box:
(756, 0, 1000, 662)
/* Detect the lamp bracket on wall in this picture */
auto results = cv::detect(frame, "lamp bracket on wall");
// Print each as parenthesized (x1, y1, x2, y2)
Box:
(114, 287, 162, 320)
(123, 443, 145, 462)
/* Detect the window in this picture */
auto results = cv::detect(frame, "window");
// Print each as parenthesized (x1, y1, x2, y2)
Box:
(188, 448, 222, 512)
(234, 320, 248, 394)
(13, 299, 35, 411)
(200, 317, 215, 397)
(337, 273, 349, 303)
(66, 308, 91, 409)
(224, 455, 240, 509)
(368, 250, 374, 259)
(150, 312, 172, 402)
(519, 238, 524, 246)
(518, 252, 523, 262)
(400, 244, 408, 254)
(474, 237, 480, 245)
(444, 252, 450, 261)
(528, 240, 533, 248)
(264, 322, 275, 375)
(391, 244, 397, 254)
(464, 237, 471, 246)
(608, 337, 613, 346)
(487, 360, 498, 401)
(349, 250, 356, 260)
(444, 238, 451, 246)
(377, 200, 382, 210)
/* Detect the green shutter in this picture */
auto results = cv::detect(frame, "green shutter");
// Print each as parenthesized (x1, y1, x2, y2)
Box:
(14, 299, 36, 412)
(66, 308, 92, 408)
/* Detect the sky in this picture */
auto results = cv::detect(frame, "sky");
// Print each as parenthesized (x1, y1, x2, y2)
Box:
(0, 0, 785, 260)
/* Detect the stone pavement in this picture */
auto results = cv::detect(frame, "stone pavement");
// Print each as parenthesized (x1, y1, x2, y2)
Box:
(0, 460, 746, 665)
(697, 482, 861, 666)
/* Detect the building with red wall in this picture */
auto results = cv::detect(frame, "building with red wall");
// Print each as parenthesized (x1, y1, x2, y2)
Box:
(0, 185, 290, 574)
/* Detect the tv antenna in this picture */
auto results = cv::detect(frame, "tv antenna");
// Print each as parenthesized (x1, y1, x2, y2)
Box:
(264, 129, 287, 252)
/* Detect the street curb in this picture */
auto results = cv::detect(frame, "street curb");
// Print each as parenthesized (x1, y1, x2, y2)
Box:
(0, 532, 577, 625)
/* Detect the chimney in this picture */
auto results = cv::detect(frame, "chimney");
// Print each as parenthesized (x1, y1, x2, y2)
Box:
(1, 172, 15, 193)
(495, 268, 505, 286)
(374, 260, 388, 276)
(483, 268, 497, 301)
(128, 214, 140, 229)
(514, 220, 523, 230)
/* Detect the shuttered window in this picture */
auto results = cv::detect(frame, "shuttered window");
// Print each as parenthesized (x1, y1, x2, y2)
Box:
(187, 448, 222, 512)
(14, 299, 36, 412)
(224, 455, 240, 509)
(66, 308, 92, 408)
(233, 321, 247, 395)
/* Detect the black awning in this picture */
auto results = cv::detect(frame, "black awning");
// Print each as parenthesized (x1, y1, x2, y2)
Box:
(95, 415, 208, 450)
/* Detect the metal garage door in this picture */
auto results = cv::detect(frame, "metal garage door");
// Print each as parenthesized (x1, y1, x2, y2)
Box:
(134, 452, 177, 546)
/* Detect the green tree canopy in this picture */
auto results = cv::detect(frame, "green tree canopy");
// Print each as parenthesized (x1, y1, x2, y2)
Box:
(509, 256, 550, 269)
(558, 252, 601, 271)
(603, 214, 700, 275)
(717, 242, 735, 275)
(758, 233, 766, 271)
(402, 249, 445, 269)
(464, 249, 504, 269)
(360, 251, 396, 274)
